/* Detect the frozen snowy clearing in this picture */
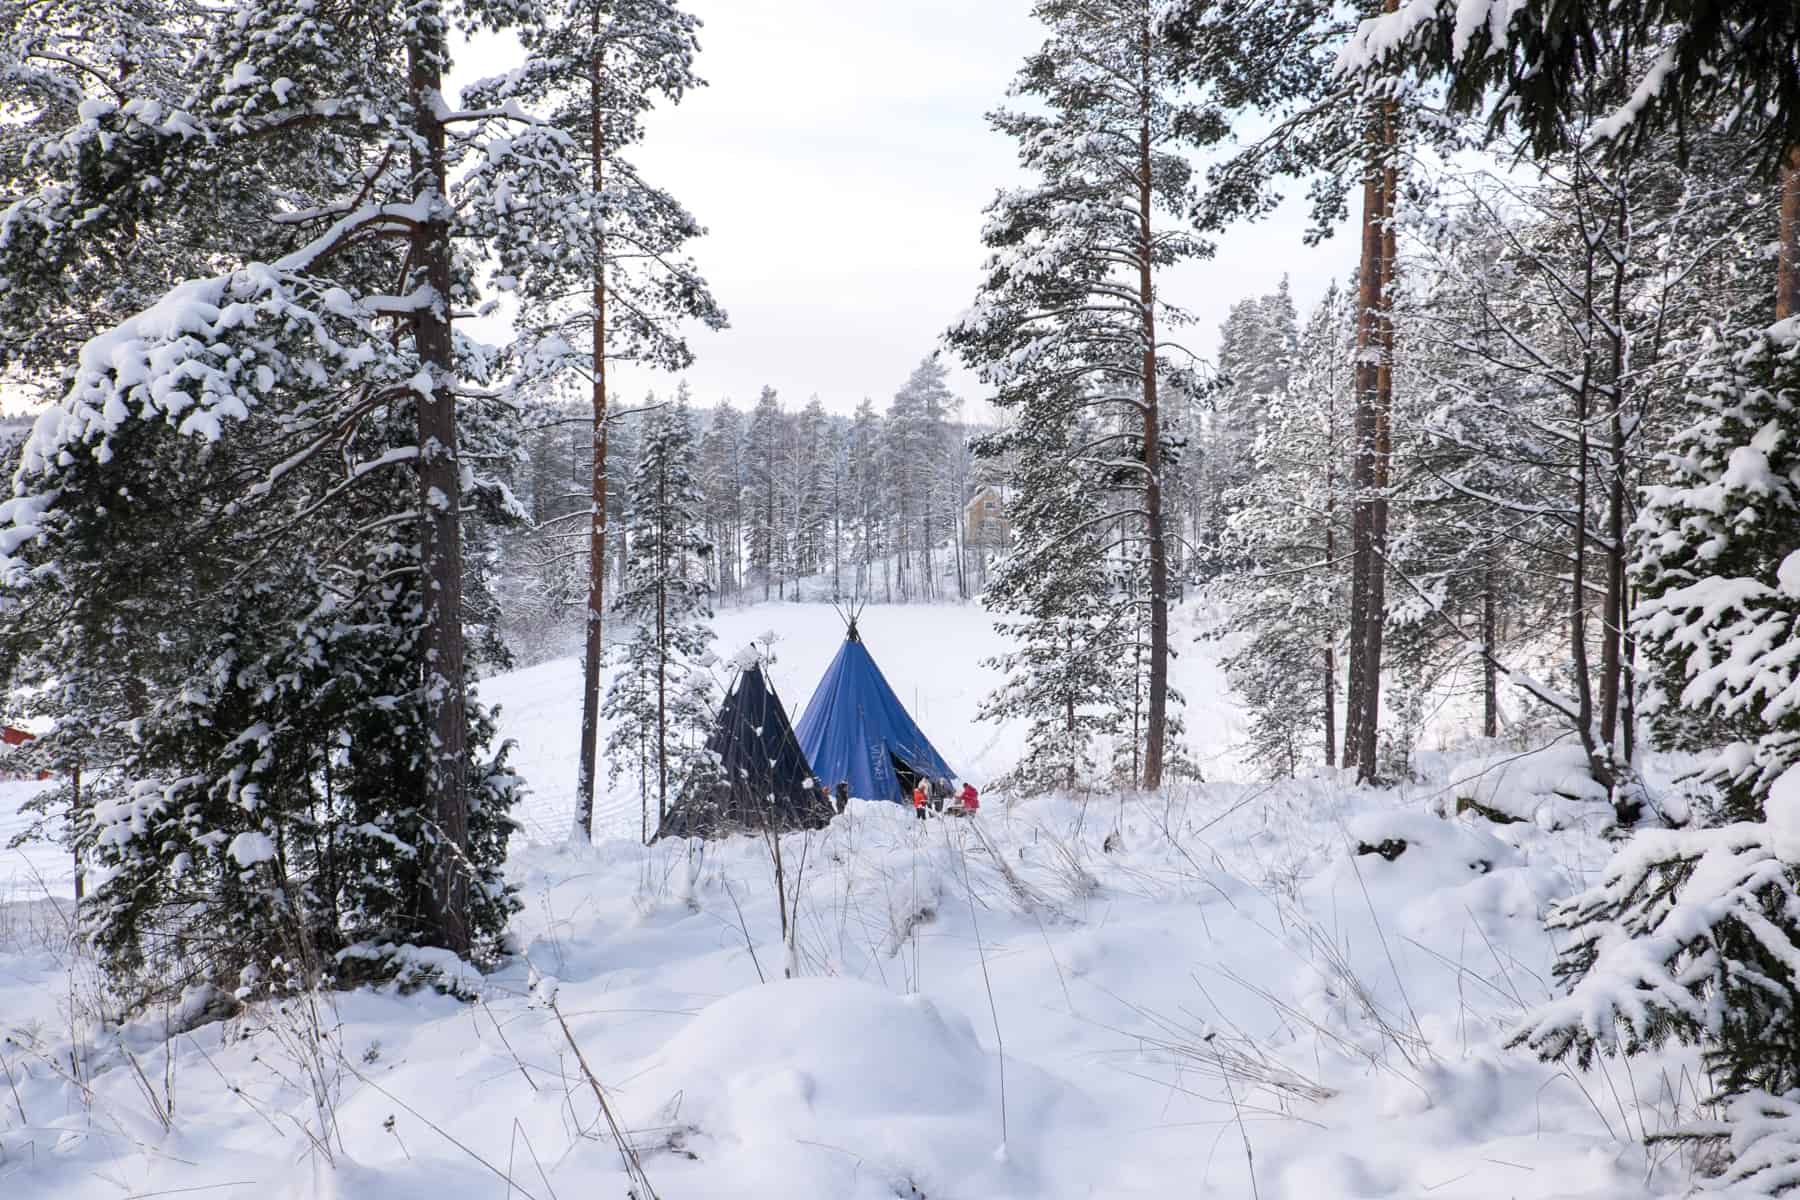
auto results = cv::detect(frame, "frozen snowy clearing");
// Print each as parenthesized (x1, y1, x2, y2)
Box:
(0, 603, 1702, 1198)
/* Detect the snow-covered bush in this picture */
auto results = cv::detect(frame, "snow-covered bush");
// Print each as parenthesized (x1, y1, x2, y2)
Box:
(1516, 322, 1800, 1171)
(1512, 817, 1800, 1097)
(1635, 320, 1800, 817)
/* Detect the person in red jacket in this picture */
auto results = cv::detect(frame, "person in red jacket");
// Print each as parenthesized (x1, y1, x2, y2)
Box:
(959, 781, 979, 812)
(912, 782, 928, 822)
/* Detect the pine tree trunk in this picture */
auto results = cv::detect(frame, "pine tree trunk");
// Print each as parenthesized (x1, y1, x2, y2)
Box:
(1483, 550, 1499, 739)
(1621, 580, 1637, 766)
(1344, 75, 1394, 779)
(71, 762, 84, 903)
(656, 451, 669, 826)
(1066, 633, 1078, 792)
(1597, 180, 1630, 778)
(1325, 366, 1339, 766)
(921, 500, 934, 601)
(615, 498, 628, 590)
(1138, 9, 1169, 792)
(1358, 123, 1396, 778)
(409, 29, 469, 956)
(1569, 156, 1615, 795)
(1779, 144, 1800, 321)
(1571, 390, 1600, 777)
(1570, 241, 1603, 786)
(574, 37, 608, 845)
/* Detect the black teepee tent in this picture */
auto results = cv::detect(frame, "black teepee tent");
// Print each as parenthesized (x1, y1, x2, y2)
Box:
(656, 663, 833, 839)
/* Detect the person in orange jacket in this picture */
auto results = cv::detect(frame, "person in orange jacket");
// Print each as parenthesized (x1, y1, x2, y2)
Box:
(912, 781, 928, 822)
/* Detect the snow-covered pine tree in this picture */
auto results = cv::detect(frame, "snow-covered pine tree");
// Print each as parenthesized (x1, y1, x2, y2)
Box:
(744, 386, 788, 600)
(1215, 284, 1352, 777)
(792, 395, 831, 580)
(1387, 129, 1775, 797)
(0, 324, 527, 993)
(602, 400, 716, 837)
(943, 396, 975, 599)
(823, 411, 849, 597)
(1343, 1, 1800, 335)
(1164, 0, 1432, 781)
(1198, 282, 1299, 571)
(885, 358, 954, 601)
(977, 406, 1124, 796)
(698, 398, 746, 599)
(0, 0, 587, 977)
(0, 0, 244, 372)
(461, 0, 725, 844)
(916, 358, 958, 601)
(949, 0, 1211, 789)
(846, 397, 886, 601)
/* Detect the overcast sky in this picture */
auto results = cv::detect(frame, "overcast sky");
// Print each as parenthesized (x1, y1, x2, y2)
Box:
(0, 2, 1362, 421)
(599, 0, 1362, 417)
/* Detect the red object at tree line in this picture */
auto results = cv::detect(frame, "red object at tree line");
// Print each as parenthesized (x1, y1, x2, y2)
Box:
(0, 726, 52, 780)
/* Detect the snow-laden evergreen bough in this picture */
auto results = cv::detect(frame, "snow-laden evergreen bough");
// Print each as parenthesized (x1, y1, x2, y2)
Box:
(1635, 322, 1800, 812)
(1514, 321, 1800, 1190)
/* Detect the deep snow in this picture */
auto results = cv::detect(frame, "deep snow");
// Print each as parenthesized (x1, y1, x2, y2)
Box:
(0, 601, 1713, 1199)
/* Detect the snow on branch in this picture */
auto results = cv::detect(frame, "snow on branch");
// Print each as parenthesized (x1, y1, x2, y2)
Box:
(1, 261, 421, 578)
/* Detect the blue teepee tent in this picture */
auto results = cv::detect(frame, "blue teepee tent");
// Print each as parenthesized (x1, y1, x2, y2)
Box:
(796, 620, 956, 803)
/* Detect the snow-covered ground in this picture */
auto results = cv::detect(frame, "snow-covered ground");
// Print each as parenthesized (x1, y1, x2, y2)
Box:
(0, 601, 1705, 1198)
(1, 776, 74, 901)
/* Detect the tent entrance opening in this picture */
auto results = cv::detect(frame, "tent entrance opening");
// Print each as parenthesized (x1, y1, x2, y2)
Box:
(892, 753, 923, 800)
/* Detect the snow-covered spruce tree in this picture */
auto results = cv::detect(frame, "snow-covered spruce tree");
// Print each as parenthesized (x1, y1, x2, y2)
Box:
(459, 0, 724, 844)
(697, 398, 746, 599)
(1508, 324, 1800, 1184)
(1198, 280, 1299, 572)
(0, 312, 525, 994)
(603, 400, 716, 839)
(1635, 326, 1800, 817)
(0, 0, 610, 979)
(743, 386, 788, 600)
(792, 395, 831, 580)
(977, 407, 1125, 797)
(1214, 284, 1352, 777)
(948, 0, 1211, 790)
(845, 397, 887, 601)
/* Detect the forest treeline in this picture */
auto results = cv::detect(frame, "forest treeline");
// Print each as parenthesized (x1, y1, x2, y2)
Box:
(497, 360, 998, 661)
